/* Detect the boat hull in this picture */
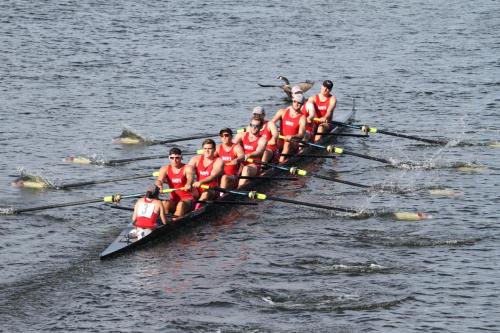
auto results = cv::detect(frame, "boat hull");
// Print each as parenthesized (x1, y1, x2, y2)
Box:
(99, 107, 355, 259)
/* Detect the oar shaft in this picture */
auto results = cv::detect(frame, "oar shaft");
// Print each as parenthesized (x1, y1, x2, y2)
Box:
(281, 154, 337, 159)
(311, 174, 370, 189)
(265, 195, 358, 214)
(57, 174, 153, 189)
(314, 133, 369, 138)
(238, 176, 298, 180)
(331, 121, 445, 145)
(150, 133, 218, 145)
(13, 198, 106, 214)
(375, 129, 445, 144)
(342, 149, 392, 164)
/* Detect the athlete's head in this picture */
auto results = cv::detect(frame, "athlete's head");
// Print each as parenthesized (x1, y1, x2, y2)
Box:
(322, 80, 333, 91)
(146, 184, 160, 199)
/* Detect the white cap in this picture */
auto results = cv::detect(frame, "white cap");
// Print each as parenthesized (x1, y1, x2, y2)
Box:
(291, 85, 303, 95)
(252, 106, 265, 115)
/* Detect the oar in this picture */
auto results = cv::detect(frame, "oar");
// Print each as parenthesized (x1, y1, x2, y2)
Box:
(64, 152, 198, 166)
(149, 133, 219, 145)
(281, 153, 337, 159)
(201, 185, 358, 214)
(324, 119, 447, 145)
(14, 171, 159, 190)
(0, 192, 143, 215)
(246, 158, 370, 189)
(313, 132, 369, 138)
(238, 175, 298, 180)
(280, 135, 392, 165)
(1, 188, 183, 215)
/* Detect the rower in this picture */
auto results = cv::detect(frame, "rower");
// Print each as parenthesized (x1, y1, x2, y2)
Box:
(291, 85, 316, 142)
(234, 115, 267, 188)
(271, 93, 307, 163)
(131, 185, 167, 238)
(188, 138, 224, 202)
(252, 106, 279, 163)
(155, 147, 195, 219)
(216, 128, 245, 190)
(308, 79, 337, 142)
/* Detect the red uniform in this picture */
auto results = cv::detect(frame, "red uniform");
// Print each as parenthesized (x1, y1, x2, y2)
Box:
(196, 155, 219, 192)
(259, 120, 278, 154)
(218, 144, 240, 176)
(300, 104, 315, 135)
(162, 164, 193, 202)
(280, 107, 303, 136)
(241, 132, 262, 169)
(313, 94, 332, 118)
(135, 197, 159, 229)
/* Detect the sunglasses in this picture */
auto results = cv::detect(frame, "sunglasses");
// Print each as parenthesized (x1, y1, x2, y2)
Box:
(293, 100, 303, 105)
(249, 123, 260, 128)
(220, 133, 231, 138)
(169, 156, 181, 160)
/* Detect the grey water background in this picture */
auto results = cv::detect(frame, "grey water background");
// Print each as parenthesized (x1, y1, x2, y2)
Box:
(0, 0, 499, 332)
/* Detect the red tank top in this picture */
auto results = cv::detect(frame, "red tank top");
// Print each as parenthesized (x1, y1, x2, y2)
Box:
(165, 164, 188, 189)
(242, 132, 262, 164)
(196, 155, 219, 187)
(314, 94, 332, 118)
(281, 107, 303, 136)
(135, 197, 159, 229)
(218, 144, 240, 176)
(300, 104, 314, 132)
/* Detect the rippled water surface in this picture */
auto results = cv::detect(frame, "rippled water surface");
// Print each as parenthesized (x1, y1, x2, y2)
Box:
(1, 0, 499, 332)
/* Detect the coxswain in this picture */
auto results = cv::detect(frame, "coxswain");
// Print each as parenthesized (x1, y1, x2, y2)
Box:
(131, 185, 167, 239)
(252, 106, 279, 163)
(188, 138, 224, 202)
(216, 128, 245, 190)
(155, 147, 195, 220)
(308, 79, 337, 142)
(234, 116, 267, 188)
(271, 93, 307, 163)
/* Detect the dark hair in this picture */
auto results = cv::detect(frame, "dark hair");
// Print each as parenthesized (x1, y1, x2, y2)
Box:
(322, 80, 333, 90)
(202, 138, 216, 148)
(219, 127, 233, 136)
(146, 185, 160, 199)
(169, 147, 182, 155)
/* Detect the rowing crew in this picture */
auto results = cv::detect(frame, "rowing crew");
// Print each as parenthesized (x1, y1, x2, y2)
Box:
(132, 80, 337, 233)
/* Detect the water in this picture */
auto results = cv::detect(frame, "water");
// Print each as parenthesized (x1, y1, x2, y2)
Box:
(1, 0, 499, 332)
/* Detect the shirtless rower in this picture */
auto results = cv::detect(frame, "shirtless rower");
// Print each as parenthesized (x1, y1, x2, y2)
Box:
(155, 147, 195, 220)
(234, 116, 267, 188)
(216, 128, 245, 190)
(271, 93, 307, 163)
(252, 106, 279, 163)
(308, 80, 337, 142)
(188, 138, 224, 201)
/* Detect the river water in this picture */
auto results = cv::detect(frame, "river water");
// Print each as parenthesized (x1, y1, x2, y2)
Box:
(1, 0, 499, 332)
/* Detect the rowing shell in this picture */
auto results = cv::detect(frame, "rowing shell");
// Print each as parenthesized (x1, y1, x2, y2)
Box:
(99, 105, 355, 259)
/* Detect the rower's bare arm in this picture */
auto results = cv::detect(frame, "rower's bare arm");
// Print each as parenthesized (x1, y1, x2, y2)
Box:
(158, 201, 167, 224)
(290, 116, 307, 140)
(184, 165, 194, 190)
(234, 144, 245, 163)
(268, 121, 279, 142)
(254, 137, 268, 156)
(324, 96, 337, 121)
(155, 166, 167, 188)
(306, 102, 316, 121)
(187, 155, 199, 168)
(271, 109, 285, 123)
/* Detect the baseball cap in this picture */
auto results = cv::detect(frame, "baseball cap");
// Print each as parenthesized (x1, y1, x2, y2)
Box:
(252, 106, 265, 115)
(291, 85, 303, 95)
(219, 127, 233, 136)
